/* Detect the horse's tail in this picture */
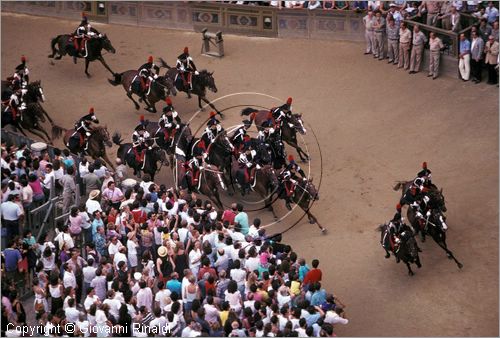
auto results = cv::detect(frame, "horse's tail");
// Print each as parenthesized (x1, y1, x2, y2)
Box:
(49, 35, 62, 57)
(376, 224, 386, 232)
(393, 181, 406, 191)
(51, 125, 66, 139)
(158, 57, 171, 69)
(112, 132, 123, 146)
(241, 107, 258, 117)
(107, 72, 123, 86)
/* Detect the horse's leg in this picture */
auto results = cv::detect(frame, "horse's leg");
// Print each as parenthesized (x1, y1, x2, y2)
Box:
(98, 56, 115, 76)
(265, 196, 278, 220)
(127, 92, 141, 110)
(85, 59, 91, 78)
(200, 96, 224, 118)
(285, 139, 309, 162)
(415, 255, 422, 268)
(435, 239, 463, 269)
(41, 107, 55, 126)
(405, 261, 414, 276)
(198, 95, 204, 111)
(101, 152, 116, 171)
(306, 210, 326, 233)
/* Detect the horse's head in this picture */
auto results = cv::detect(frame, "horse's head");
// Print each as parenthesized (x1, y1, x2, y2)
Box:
(200, 70, 217, 93)
(305, 178, 319, 200)
(154, 147, 168, 165)
(214, 130, 233, 154)
(402, 232, 419, 259)
(101, 34, 116, 54)
(430, 209, 448, 232)
(261, 165, 279, 190)
(159, 76, 177, 97)
(96, 126, 113, 147)
(290, 114, 307, 135)
(26, 81, 45, 103)
(429, 188, 447, 213)
(30, 103, 46, 123)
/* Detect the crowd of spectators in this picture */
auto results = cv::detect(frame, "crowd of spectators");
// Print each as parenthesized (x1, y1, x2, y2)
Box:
(359, 1, 499, 83)
(1, 138, 348, 337)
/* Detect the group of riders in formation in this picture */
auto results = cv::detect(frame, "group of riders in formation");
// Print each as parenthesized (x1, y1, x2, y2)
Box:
(381, 162, 448, 262)
(2, 13, 308, 212)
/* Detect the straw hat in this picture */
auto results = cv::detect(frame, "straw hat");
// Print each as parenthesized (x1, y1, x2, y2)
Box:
(89, 190, 100, 200)
(133, 272, 142, 280)
(157, 246, 168, 258)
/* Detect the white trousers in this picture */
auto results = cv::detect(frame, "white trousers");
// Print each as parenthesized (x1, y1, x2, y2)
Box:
(459, 54, 471, 80)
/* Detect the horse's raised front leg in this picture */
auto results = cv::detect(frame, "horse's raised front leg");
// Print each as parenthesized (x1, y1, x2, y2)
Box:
(200, 96, 224, 118)
(98, 56, 115, 76)
(306, 210, 326, 233)
(126, 92, 141, 110)
(437, 240, 463, 269)
(101, 152, 116, 171)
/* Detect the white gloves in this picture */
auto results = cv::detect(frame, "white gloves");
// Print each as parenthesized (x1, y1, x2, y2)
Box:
(195, 71, 199, 75)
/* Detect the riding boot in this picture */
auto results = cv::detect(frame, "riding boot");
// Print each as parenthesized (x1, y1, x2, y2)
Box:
(419, 232, 426, 242)
(285, 198, 292, 211)
(384, 251, 390, 259)
(396, 256, 401, 263)
(187, 88, 192, 99)
(73, 55, 78, 64)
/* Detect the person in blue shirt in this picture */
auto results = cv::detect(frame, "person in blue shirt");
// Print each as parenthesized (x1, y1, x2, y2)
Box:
(233, 203, 249, 236)
(459, 33, 471, 81)
(298, 258, 310, 282)
(166, 272, 182, 296)
(310, 282, 327, 306)
(91, 210, 104, 242)
(3, 240, 22, 279)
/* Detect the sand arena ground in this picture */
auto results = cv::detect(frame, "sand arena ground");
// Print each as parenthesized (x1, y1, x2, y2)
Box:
(1, 13, 499, 336)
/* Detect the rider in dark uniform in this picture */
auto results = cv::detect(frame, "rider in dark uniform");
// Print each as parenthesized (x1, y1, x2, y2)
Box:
(138, 56, 160, 95)
(417, 161, 434, 189)
(187, 142, 205, 187)
(237, 143, 258, 195)
(10, 56, 29, 89)
(278, 155, 307, 210)
(230, 120, 252, 155)
(271, 97, 293, 125)
(132, 115, 153, 166)
(157, 97, 181, 147)
(176, 47, 198, 97)
(71, 107, 99, 151)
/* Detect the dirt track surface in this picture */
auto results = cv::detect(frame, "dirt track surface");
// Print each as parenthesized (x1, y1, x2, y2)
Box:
(2, 13, 498, 337)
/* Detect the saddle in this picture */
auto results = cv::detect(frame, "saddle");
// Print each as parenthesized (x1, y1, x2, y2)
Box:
(132, 146, 146, 163)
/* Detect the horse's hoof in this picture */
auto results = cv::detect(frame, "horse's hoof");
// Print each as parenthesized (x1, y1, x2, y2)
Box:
(47, 54, 53, 58)
(138, 98, 143, 103)
(218, 113, 225, 119)
(321, 228, 327, 234)
(309, 220, 315, 224)
(384, 254, 390, 259)
(408, 271, 414, 276)
(458, 263, 463, 269)
(86, 74, 92, 78)
(134, 105, 140, 110)
(447, 253, 452, 259)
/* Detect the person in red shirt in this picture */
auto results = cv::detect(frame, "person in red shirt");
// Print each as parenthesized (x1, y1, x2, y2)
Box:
(222, 202, 238, 225)
(131, 201, 147, 224)
(302, 259, 322, 288)
(197, 257, 217, 281)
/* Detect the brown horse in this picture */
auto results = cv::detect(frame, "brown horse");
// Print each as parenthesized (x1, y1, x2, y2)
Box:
(52, 125, 114, 169)
(108, 70, 176, 113)
(241, 108, 309, 161)
(231, 161, 280, 219)
(158, 58, 223, 118)
(2, 102, 52, 143)
(175, 159, 225, 210)
(393, 180, 447, 212)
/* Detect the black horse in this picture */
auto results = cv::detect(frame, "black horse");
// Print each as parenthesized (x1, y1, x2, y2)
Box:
(112, 133, 166, 181)
(407, 207, 463, 269)
(48, 34, 116, 77)
(241, 108, 309, 162)
(108, 70, 176, 113)
(2, 102, 52, 143)
(291, 178, 325, 232)
(379, 223, 422, 276)
(159, 58, 223, 118)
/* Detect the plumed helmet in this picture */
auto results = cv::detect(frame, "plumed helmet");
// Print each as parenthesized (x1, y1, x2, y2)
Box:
(209, 111, 216, 118)
(288, 155, 295, 164)
(184, 46, 189, 54)
(165, 97, 172, 106)
(89, 107, 95, 114)
(286, 97, 293, 105)
(422, 161, 427, 169)
(21, 55, 26, 63)
(148, 55, 153, 63)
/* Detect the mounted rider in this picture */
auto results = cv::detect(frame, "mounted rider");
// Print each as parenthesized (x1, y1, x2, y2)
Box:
(132, 115, 153, 166)
(157, 97, 181, 146)
(230, 120, 252, 155)
(73, 12, 99, 62)
(201, 112, 234, 153)
(186, 141, 205, 187)
(8, 55, 30, 89)
(237, 142, 258, 195)
(271, 97, 293, 126)
(417, 161, 435, 189)
(176, 47, 198, 97)
(382, 205, 405, 261)
(71, 107, 99, 151)
(138, 56, 160, 95)
(3, 86, 26, 122)
(278, 155, 306, 210)
(258, 118, 279, 145)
